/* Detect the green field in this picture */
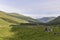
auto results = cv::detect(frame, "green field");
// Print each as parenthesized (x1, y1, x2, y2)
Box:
(0, 24, 60, 40)
(0, 17, 60, 40)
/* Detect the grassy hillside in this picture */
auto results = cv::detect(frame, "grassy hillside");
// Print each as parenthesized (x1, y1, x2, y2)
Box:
(0, 19, 12, 40)
(0, 11, 29, 24)
(6, 13, 39, 23)
(0, 11, 29, 40)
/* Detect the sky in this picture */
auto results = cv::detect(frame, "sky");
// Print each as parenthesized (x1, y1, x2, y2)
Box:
(0, 0, 60, 18)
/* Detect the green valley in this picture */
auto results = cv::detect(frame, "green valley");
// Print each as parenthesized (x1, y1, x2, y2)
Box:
(0, 11, 60, 40)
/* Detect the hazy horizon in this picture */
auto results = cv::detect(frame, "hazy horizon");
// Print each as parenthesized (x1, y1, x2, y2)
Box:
(0, 0, 60, 18)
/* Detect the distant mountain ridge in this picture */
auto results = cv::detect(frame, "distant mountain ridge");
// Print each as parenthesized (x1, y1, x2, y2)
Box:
(36, 17, 56, 23)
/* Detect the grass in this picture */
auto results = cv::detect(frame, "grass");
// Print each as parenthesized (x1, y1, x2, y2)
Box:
(3, 25, 60, 40)
(0, 19, 13, 40)
(0, 11, 29, 40)
(0, 23, 60, 40)
(0, 11, 60, 40)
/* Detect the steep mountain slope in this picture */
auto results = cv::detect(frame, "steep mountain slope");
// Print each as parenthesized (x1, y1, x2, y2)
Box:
(48, 16, 60, 24)
(37, 17, 55, 23)
(6, 13, 40, 23)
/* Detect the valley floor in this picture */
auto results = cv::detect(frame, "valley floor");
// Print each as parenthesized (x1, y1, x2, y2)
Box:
(0, 25, 60, 40)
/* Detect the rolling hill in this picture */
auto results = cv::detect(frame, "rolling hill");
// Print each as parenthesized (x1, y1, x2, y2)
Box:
(0, 11, 29, 24)
(48, 16, 60, 24)
(6, 13, 40, 23)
